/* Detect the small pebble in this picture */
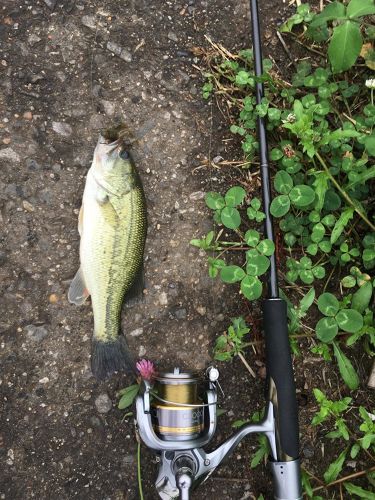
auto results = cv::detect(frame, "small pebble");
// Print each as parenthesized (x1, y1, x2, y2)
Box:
(107, 41, 122, 56)
(44, 0, 57, 9)
(101, 100, 116, 116)
(177, 50, 190, 57)
(6, 449, 14, 466)
(0, 148, 20, 163)
(159, 292, 168, 306)
(212, 155, 223, 163)
(196, 305, 206, 316)
(106, 41, 132, 62)
(129, 328, 143, 337)
(49, 294, 59, 304)
(25, 324, 48, 342)
(174, 308, 187, 320)
(29, 74, 44, 84)
(28, 34, 41, 46)
(26, 159, 40, 170)
(52, 121, 73, 137)
(189, 191, 205, 201)
(22, 200, 35, 212)
(90, 416, 102, 427)
(23, 111, 33, 120)
(302, 445, 314, 459)
(123, 454, 135, 465)
(95, 393, 112, 414)
(81, 15, 96, 30)
(167, 31, 178, 42)
(163, 111, 171, 121)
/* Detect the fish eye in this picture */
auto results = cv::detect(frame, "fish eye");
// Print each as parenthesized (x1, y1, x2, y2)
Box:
(119, 150, 130, 160)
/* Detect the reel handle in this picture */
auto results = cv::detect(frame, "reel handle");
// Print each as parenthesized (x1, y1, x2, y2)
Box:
(263, 298, 299, 460)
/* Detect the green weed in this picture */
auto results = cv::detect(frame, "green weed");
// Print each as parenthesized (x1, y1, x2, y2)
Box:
(194, 0, 375, 495)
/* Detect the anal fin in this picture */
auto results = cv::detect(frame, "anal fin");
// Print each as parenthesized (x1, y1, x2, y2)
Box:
(68, 267, 90, 305)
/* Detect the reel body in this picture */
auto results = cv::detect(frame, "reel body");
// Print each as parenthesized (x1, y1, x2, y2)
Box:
(136, 367, 302, 500)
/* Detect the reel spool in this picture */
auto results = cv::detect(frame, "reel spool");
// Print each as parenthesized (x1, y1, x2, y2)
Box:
(151, 368, 205, 441)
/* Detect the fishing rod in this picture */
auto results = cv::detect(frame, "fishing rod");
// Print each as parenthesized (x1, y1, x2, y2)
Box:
(135, 1, 302, 498)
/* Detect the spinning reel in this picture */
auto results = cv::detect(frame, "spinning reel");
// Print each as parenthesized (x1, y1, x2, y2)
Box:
(136, 367, 301, 499)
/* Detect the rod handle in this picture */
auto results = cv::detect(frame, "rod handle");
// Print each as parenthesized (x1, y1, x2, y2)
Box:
(263, 298, 299, 460)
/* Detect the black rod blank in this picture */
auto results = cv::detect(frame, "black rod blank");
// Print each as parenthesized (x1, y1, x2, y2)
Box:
(250, 0, 279, 299)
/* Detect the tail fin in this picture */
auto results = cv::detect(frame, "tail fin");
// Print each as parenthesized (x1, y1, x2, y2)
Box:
(91, 336, 136, 380)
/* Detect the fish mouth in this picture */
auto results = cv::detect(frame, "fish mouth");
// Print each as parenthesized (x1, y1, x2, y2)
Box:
(97, 124, 135, 158)
(102, 124, 134, 146)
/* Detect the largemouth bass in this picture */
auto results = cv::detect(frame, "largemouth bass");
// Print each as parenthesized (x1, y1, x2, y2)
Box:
(68, 127, 147, 380)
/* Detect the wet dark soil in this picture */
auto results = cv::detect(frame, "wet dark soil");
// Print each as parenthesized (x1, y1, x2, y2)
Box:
(1, 1, 371, 499)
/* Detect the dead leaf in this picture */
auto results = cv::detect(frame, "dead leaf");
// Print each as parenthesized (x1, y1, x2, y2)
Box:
(360, 43, 375, 70)
(360, 43, 372, 59)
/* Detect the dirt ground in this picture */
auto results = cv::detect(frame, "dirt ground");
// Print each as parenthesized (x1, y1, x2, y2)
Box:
(1, 1, 367, 499)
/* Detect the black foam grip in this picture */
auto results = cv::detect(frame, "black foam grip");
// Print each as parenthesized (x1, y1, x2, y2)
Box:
(263, 298, 299, 460)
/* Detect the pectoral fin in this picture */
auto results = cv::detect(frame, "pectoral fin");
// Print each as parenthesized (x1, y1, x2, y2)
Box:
(96, 187, 109, 205)
(68, 267, 90, 305)
(109, 194, 128, 218)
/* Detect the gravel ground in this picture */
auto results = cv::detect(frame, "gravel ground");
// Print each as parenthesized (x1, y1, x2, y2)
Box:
(0, 1, 339, 499)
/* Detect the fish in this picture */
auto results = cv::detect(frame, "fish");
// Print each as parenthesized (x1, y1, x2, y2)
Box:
(68, 126, 147, 380)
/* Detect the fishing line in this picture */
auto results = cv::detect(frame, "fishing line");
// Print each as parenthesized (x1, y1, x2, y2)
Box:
(89, 8, 101, 114)
(207, 87, 219, 354)
(150, 392, 218, 408)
